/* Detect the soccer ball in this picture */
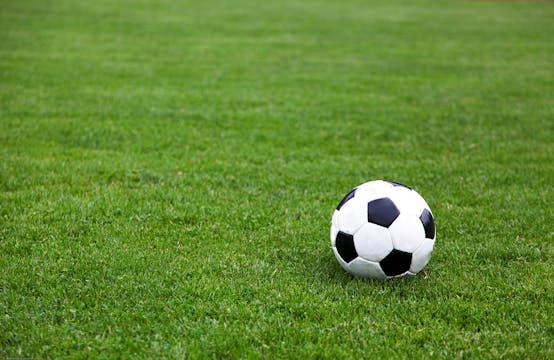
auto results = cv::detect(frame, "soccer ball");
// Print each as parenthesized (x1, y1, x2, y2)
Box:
(331, 180, 436, 279)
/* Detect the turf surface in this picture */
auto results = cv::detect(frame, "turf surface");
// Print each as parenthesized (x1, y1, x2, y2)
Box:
(1, 0, 553, 358)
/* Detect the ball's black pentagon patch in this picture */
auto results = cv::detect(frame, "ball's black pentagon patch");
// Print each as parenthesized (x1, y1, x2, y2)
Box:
(385, 181, 412, 190)
(379, 249, 412, 276)
(336, 188, 357, 210)
(367, 198, 400, 228)
(335, 231, 357, 263)
(419, 208, 435, 239)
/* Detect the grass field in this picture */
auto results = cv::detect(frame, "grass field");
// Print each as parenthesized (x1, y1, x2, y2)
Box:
(1, 0, 553, 358)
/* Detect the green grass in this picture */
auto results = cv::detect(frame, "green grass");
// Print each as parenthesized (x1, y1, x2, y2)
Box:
(1, 0, 553, 357)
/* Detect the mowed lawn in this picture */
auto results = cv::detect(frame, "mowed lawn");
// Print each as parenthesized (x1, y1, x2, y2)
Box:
(1, 0, 553, 357)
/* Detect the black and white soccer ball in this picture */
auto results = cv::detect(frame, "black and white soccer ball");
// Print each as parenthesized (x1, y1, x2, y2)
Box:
(331, 180, 436, 279)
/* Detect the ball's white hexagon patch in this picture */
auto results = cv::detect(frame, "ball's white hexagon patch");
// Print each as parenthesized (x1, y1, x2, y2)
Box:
(353, 223, 393, 262)
(347, 257, 386, 279)
(336, 197, 367, 234)
(356, 182, 395, 205)
(387, 187, 426, 216)
(330, 223, 339, 247)
(410, 238, 435, 274)
(331, 210, 339, 227)
(389, 213, 425, 253)
(357, 180, 394, 196)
